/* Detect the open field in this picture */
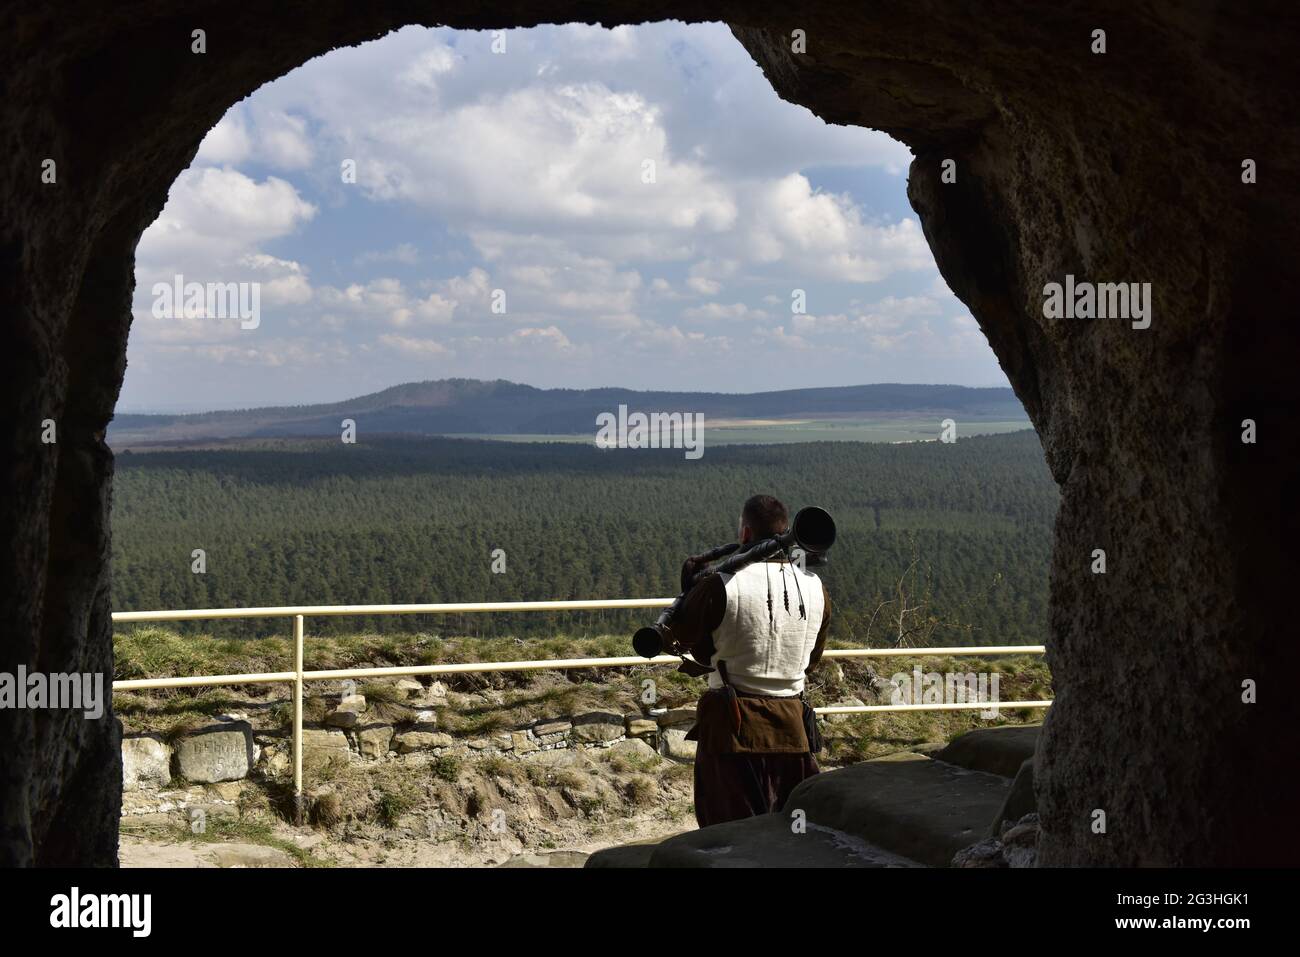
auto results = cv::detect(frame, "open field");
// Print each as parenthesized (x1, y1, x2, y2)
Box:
(448, 416, 1033, 446)
(111, 415, 1034, 452)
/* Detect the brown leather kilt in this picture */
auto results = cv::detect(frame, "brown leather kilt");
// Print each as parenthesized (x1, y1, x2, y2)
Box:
(685, 686, 814, 753)
(686, 687, 820, 828)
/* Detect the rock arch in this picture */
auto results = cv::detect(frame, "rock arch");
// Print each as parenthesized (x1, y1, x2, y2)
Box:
(2, 1, 1295, 866)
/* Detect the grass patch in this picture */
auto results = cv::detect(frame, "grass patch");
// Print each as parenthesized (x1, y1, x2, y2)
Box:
(430, 755, 460, 782)
(478, 755, 516, 779)
(623, 775, 658, 806)
(374, 782, 420, 827)
(811, 653, 1050, 764)
(606, 749, 663, 774)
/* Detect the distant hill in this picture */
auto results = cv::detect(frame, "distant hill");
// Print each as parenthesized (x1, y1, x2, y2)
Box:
(108, 378, 1027, 444)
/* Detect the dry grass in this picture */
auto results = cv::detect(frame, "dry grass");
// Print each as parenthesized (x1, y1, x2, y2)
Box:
(623, 775, 658, 806)
(113, 627, 702, 735)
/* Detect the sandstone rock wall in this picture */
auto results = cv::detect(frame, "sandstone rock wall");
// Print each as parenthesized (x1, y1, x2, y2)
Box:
(735, 3, 1300, 865)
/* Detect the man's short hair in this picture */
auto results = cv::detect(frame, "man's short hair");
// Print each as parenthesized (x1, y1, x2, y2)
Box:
(742, 494, 789, 540)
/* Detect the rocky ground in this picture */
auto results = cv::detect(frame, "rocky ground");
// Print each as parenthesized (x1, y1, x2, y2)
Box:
(119, 718, 698, 868)
(120, 768, 695, 869)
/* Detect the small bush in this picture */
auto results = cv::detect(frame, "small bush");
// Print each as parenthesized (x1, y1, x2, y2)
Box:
(359, 681, 405, 704)
(375, 789, 415, 827)
(309, 789, 343, 828)
(430, 755, 460, 782)
(479, 755, 514, 779)
(624, 775, 657, 806)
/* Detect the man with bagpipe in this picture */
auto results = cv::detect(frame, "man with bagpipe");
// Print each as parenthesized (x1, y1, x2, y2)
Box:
(633, 495, 835, 827)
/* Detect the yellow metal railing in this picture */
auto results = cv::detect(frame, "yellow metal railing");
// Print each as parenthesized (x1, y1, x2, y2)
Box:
(111, 599, 1052, 820)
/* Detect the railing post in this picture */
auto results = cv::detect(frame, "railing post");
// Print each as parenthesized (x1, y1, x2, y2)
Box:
(293, 614, 304, 826)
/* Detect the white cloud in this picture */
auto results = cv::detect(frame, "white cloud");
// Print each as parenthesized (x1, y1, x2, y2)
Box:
(454, 324, 589, 361)
(400, 44, 462, 90)
(153, 339, 350, 368)
(443, 267, 491, 298)
(351, 82, 739, 243)
(316, 278, 458, 328)
(195, 107, 314, 171)
(686, 276, 721, 296)
(138, 167, 316, 267)
(122, 23, 1014, 410)
(756, 325, 812, 350)
(619, 320, 731, 357)
(378, 334, 453, 358)
(648, 277, 683, 299)
(250, 29, 913, 283)
(129, 174, 317, 349)
(195, 114, 252, 165)
(739, 175, 933, 281)
(463, 237, 642, 316)
(783, 290, 993, 359)
(681, 302, 769, 322)
(258, 111, 314, 169)
(505, 325, 575, 353)
(240, 254, 313, 306)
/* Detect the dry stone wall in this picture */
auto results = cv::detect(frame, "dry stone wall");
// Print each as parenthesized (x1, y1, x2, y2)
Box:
(121, 702, 698, 793)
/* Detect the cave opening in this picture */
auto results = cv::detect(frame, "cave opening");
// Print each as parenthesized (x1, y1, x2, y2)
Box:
(2, 3, 1295, 868)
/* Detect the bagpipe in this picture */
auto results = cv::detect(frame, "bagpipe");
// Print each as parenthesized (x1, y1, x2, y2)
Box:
(631, 506, 836, 658)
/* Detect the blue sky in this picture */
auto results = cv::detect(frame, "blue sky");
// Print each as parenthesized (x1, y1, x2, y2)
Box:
(122, 22, 1008, 413)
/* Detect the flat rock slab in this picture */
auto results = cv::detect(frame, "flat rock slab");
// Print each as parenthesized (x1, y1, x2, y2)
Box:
(571, 712, 625, 743)
(584, 831, 690, 868)
(585, 843, 660, 868)
(207, 842, 295, 868)
(648, 814, 924, 868)
(118, 839, 294, 868)
(393, 730, 452, 753)
(784, 752, 1011, 867)
(119, 840, 219, 868)
(497, 850, 590, 868)
(933, 724, 1041, 778)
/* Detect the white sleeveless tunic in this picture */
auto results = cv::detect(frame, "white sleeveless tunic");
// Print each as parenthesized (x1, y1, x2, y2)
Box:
(706, 561, 826, 697)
